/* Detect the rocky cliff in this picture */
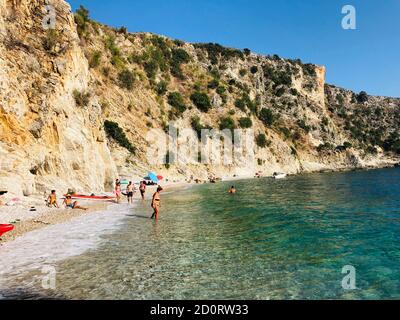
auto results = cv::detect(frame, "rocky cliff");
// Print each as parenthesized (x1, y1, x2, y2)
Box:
(1, 0, 399, 197)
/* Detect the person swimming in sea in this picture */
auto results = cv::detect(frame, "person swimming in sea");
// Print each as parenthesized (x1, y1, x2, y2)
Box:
(47, 190, 59, 208)
(229, 186, 237, 194)
(151, 186, 163, 220)
(63, 195, 88, 211)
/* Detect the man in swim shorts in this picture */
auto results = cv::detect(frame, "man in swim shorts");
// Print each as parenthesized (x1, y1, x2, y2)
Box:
(47, 190, 59, 208)
(63, 195, 88, 211)
(127, 181, 134, 204)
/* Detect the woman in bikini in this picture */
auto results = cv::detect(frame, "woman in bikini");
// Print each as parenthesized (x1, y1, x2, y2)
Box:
(63, 195, 88, 211)
(115, 182, 122, 203)
(139, 181, 146, 201)
(151, 186, 163, 220)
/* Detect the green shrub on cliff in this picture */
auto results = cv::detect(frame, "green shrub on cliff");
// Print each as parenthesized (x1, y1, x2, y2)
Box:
(302, 64, 317, 77)
(208, 79, 219, 89)
(118, 70, 135, 90)
(256, 134, 268, 148)
(383, 133, 400, 154)
(297, 119, 311, 133)
(144, 60, 158, 79)
(239, 117, 253, 129)
(193, 43, 244, 65)
(258, 108, 276, 127)
(191, 116, 212, 139)
(356, 91, 369, 103)
(104, 120, 135, 153)
(74, 5, 90, 38)
(156, 80, 168, 96)
(170, 48, 190, 79)
(190, 92, 211, 112)
(43, 29, 59, 52)
(168, 92, 187, 115)
(219, 116, 236, 132)
(235, 93, 257, 113)
(105, 36, 125, 68)
(317, 142, 335, 153)
(89, 51, 102, 68)
(250, 66, 258, 74)
(73, 90, 90, 107)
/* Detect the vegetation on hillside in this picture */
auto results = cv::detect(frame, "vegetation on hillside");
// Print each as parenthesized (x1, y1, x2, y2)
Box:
(104, 120, 135, 153)
(73, 7, 400, 164)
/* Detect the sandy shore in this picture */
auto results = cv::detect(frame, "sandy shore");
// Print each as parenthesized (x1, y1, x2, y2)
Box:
(0, 181, 193, 244)
(0, 202, 110, 244)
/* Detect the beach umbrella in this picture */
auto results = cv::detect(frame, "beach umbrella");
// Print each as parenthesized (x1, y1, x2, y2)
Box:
(157, 175, 164, 181)
(145, 172, 159, 183)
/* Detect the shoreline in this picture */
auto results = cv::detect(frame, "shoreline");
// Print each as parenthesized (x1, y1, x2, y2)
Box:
(1, 163, 399, 245)
(0, 181, 192, 245)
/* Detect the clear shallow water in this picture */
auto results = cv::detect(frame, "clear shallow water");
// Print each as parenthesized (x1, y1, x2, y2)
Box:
(1, 168, 400, 299)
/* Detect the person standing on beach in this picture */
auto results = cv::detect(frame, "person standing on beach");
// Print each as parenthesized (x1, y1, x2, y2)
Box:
(139, 181, 146, 201)
(126, 181, 134, 204)
(151, 186, 163, 220)
(115, 182, 122, 203)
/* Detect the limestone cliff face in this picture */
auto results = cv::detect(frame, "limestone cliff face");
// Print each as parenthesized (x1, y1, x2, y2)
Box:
(0, 0, 399, 197)
(0, 0, 117, 196)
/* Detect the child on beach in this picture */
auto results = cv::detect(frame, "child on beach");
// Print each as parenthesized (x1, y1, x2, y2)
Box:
(151, 186, 163, 220)
(46, 190, 59, 208)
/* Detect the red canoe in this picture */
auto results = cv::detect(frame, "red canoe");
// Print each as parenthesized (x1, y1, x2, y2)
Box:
(64, 194, 116, 201)
(0, 224, 14, 237)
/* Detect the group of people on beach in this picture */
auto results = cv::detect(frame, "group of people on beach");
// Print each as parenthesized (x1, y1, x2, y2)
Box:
(46, 190, 88, 211)
(114, 179, 163, 220)
(44, 180, 233, 220)
(43, 178, 164, 220)
(114, 179, 147, 204)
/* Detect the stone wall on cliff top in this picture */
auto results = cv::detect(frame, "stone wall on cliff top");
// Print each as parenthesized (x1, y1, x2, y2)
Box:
(0, 0, 399, 197)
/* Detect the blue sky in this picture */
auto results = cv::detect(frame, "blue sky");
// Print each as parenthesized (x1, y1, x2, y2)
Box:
(67, 0, 400, 97)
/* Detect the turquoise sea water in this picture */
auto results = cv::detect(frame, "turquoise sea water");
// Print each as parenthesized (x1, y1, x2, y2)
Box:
(2, 168, 400, 299)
